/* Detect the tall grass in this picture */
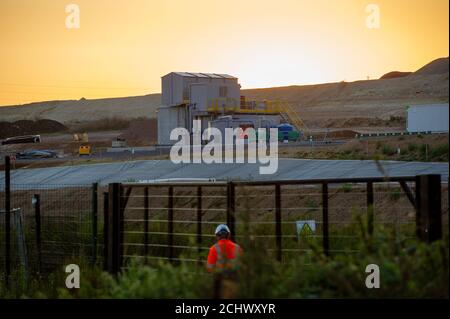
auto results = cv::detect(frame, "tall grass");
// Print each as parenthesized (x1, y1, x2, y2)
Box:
(1, 198, 448, 299)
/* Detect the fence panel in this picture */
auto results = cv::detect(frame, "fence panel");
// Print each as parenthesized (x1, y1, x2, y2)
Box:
(1, 176, 447, 280)
(0, 183, 102, 278)
(113, 177, 448, 271)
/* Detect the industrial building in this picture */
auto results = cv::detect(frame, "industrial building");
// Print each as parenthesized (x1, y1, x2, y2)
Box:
(157, 72, 303, 145)
(407, 103, 449, 133)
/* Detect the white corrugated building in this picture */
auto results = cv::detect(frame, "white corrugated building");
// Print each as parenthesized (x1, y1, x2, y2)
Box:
(158, 72, 281, 145)
(158, 72, 242, 145)
(161, 72, 241, 109)
(407, 103, 449, 133)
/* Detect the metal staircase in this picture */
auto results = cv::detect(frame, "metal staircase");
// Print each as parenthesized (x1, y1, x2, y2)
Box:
(279, 101, 308, 134)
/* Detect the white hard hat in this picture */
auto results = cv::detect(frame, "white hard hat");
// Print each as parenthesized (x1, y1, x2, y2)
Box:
(215, 224, 230, 235)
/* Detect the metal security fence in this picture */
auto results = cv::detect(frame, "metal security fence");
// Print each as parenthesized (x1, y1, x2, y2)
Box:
(105, 175, 446, 274)
(0, 182, 103, 283)
(1, 155, 447, 283)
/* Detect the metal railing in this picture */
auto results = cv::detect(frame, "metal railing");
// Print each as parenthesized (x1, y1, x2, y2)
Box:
(104, 174, 444, 274)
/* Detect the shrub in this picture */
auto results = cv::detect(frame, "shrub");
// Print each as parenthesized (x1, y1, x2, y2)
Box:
(381, 145, 396, 156)
(430, 144, 449, 160)
(407, 143, 418, 152)
(342, 183, 353, 193)
(1, 217, 448, 299)
(389, 189, 402, 201)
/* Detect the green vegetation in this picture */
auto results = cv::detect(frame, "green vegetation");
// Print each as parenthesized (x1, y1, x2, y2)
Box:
(381, 145, 396, 156)
(389, 189, 402, 201)
(398, 143, 448, 162)
(293, 141, 448, 162)
(1, 214, 448, 299)
(342, 183, 353, 193)
(429, 144, 449, 161)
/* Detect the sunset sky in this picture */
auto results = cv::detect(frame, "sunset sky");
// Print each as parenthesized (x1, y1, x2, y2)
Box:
(0, 0, 448, 106)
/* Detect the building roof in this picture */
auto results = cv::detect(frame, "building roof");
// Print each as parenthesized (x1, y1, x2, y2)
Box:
(163, 72, 237, 79)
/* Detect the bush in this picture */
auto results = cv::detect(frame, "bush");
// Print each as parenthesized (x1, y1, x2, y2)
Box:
(430, 144, 449, 161)
(381, 145, 396, 156)
(342, 183, 353, 193)
(407, 143, 416, 152)
(389, 189, 402, 201)
(1, 217, 448, 299)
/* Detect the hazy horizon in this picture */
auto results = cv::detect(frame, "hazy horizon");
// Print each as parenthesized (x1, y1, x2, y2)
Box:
(1, 0, 448, 106)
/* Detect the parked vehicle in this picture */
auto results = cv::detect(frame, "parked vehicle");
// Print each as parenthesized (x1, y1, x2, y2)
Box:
(79, 145, 91, 156)
(16, 150, 58, 159)
(1, 135, 41, 145)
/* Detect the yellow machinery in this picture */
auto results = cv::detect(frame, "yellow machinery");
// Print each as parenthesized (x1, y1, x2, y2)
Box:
(78, 145, 91, 156)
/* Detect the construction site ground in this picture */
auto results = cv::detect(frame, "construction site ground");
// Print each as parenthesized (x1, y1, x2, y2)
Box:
(0, 130, 447, 173)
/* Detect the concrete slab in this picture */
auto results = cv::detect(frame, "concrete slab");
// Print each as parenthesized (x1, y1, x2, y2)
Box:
(0, 159, 447, 189)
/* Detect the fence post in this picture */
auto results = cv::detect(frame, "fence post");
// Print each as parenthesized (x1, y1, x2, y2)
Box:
(366, 182, 374, 236)
(91, 182, 98, 264)
(103, 192, 109, 271)
(275, 183, 282, 262)
(118, 185, 124, 270)
(227, 182, 236, 241)
(168, 186, 174, 263)
(107, 183, 122, 274)
(415, 176, 422, 239)
(33, 194, 42, 273)
(197, 186, 202, 256)
(143, 187, 149, 257)
(415, 174, 442, 242)
(322, 183, 329, 257)
(4, 155, 11, 287)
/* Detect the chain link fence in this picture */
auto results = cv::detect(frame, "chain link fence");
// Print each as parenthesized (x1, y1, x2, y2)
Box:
(0, 184, 103, 282)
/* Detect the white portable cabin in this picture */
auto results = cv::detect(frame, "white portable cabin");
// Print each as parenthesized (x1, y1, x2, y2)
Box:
(406, 104, 449, 133)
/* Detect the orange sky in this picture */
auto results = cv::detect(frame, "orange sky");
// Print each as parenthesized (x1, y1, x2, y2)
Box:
(0, 0, 448, 106)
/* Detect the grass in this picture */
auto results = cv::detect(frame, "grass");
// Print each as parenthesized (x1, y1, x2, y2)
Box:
(1, 217, 448, 298)
(285, 134, 448, 162)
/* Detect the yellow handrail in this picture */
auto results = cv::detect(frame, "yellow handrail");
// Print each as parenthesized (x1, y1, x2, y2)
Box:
(202, 98, 307, 132)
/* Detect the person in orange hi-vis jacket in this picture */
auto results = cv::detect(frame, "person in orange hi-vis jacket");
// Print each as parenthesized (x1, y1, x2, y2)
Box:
(207, 224, 243, 298)
(206, 224, 243, 273)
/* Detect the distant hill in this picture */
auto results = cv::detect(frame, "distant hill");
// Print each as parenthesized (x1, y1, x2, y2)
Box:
(414, 57, 449, 75)
(0, 57, 448, 126)
(242, 66, 448, 123)
(379, 71, 412, 79)
(0, 94, 161, 124)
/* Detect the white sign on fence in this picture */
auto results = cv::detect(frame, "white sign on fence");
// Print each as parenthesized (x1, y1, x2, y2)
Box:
(296, 220, 316, 239)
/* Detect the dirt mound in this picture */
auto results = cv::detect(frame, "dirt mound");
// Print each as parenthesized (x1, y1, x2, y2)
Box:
(118, 118, 158, 145)
(380, 71, 412, 79)
(327, 130, 358, 139)
(0, 119, 67, 139)
(323, 117, 405, 128)
(414, 57, 449, 75)
(35, 119, 68, 132)
(324, 117, 383, 128)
